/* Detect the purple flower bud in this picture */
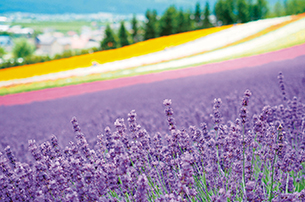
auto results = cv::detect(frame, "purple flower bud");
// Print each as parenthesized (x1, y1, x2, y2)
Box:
(163, 99, 176, 131)
(163, 99, 172, 106)
(4, 146, 16, 168)
(71, 116, 81, 132)
(28, 140, 42, 161)
(278, 72, 287, 101)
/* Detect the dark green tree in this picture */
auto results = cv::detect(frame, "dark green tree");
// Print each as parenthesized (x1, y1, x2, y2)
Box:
(226, 0, 237, 24)
(215, 0, 224, 25)
(215, 0, 236, 25)
(296, 0, 305, 13)
(184, 11, 193, 31)
(194, 2, 202, 23)
(176, 9, 187, 33)
(159, 5, 178, 36)
(252, 0, 269, 20)
(131, 14, 139, 43)
(101, 24, 118, 50)
(118, 21, 130, 47)
(12, 38, 35, 59)
(273, 0, 285, 17)
(285, 0, 294, 15)
(285, 0, 305, 15)
(237, 0, 250, 23)
(0, 47, 5, 58)
(202, 2, 213, 28)
(248, 0, 254, 20)
(144, 9, 158, 40)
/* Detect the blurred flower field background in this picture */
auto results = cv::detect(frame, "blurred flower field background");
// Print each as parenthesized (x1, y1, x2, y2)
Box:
(1, 13, 305, 96)
(1, 0, 305, 201)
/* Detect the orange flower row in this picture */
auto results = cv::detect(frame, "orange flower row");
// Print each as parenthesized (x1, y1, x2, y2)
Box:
(0, 25, 232, 82)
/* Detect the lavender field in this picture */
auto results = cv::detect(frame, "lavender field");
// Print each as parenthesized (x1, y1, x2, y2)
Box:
(0, 55, 305, 201)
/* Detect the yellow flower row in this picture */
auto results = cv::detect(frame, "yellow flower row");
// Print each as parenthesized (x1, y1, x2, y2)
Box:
(0, 25, 232, 82)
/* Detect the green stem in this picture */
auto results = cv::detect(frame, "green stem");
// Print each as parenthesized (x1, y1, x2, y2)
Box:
(250, 133, 258, 181)
(242, 124, 246, 195)
(285, 173, 289, 193)
(118, 176, 130, 202)
(192, 163, 210, 201)
(269, 126, 281, 201)
(215, 130, 224, 177)
(269, 154, 277, 201)
(154, 164, 168, 194)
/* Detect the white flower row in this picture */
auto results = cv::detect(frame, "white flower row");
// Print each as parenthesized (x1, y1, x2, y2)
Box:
(0, 16, 300, 88)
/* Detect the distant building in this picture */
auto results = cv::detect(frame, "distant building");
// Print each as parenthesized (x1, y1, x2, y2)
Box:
(71, 35, 99, 50)
(0, 35, 13, 52)
(57, 37, 72, 51)
(0, 16, 7, 25)
(85, 38, 100, 49)
(35, 33, 100, 57)
(8, 25, 34, 37)
(0, 25, 9, 32)
(35, 35, 71, 57)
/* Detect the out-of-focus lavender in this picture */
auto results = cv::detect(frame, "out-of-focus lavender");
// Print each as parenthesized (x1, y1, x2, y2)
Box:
(1, 56, 305, 156)
(0, 56, 305, 200)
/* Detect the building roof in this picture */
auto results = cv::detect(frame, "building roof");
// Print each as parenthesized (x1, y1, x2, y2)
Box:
(0, 25, 9, 32)
(0, 35, 12, 46)
(36, 35, 56, 45)
(57, 37, 71, 46)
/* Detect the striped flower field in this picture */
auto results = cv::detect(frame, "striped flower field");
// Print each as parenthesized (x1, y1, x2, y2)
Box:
(1, 14, 305, 201)
(0, 13, 305, 98)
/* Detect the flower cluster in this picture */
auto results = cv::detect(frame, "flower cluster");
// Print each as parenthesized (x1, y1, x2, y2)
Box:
(0, 72, 305, 201)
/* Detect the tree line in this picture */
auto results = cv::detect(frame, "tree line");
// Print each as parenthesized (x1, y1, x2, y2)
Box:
(101, 0, 305, 50)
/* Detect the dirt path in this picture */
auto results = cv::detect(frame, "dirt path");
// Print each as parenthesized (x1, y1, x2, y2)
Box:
(1, 43, 305, 106)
